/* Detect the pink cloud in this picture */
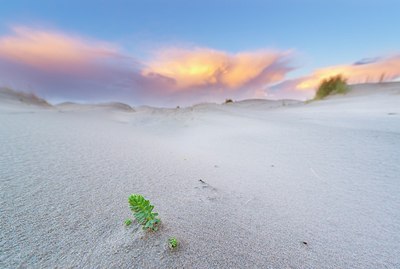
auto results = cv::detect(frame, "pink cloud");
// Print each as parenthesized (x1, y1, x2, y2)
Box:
(0, 27, 146, 102)
(0, 27, 294, 105)
(269, 54, 400, 100)
(296, 55, 400, 90)
(6, 26, 398, 106)
(0, 26, 124, 75)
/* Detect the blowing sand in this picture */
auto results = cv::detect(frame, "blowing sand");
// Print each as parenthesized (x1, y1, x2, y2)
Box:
(1, 83, 400, 268)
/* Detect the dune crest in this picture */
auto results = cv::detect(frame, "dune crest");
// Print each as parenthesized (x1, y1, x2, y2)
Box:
(0, 87, 51, 107)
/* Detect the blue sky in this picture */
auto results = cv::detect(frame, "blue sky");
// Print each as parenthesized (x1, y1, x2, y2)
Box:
(0, 0, 399, 105)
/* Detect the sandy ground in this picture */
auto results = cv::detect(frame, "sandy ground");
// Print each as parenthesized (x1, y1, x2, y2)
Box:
(1, 83, 400, 268)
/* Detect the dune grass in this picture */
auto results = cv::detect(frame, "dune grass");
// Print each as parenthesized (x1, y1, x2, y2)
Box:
(315, 75, 349, 100)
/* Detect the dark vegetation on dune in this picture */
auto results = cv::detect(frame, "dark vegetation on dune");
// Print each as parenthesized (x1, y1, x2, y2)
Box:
(315, 75, 349, 100)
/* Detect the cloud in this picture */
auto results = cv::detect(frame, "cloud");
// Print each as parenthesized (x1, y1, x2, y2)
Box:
(353, 57, 380, 66)
(295, 55, 400, 91)
(0, 27, 294, 105)
(140, 47, 294, 104)
(267, 78, 314, 100)
(143, 47, 292, 90)
(270, 54, 400, 100)
(4, 26, 398, 106)
(0, 26, 125, 73)
(0, 26, 147, 102)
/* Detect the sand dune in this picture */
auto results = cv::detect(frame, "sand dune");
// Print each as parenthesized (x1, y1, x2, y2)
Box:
(0, 87, 51, 111)
(1, 83, 399, 268)
(342, 81, 400, 97)
(56, 102, 135, 112)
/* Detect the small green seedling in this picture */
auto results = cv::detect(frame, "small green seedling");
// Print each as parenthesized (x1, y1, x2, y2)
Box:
(124, 219, 132, 226)
(128, 194, 160, 231)
(168, 237, 179, 250)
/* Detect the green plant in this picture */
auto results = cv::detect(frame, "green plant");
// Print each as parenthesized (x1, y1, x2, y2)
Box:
(168, 237, 179, 249)
(124, 218, 132, 226)
(315, 74, 349, 100)
(128, 194, 160, 231)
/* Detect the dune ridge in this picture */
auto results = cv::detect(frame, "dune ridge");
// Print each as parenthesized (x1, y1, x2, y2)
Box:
(0, 87, 51, 107)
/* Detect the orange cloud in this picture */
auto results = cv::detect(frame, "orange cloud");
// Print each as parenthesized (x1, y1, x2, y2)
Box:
(295, 55, 400, 90)
(2, 26, 399, 106)
(0, 26, 295, 105)
(0, 26, 121, 73)
(142, 47, 291, 90)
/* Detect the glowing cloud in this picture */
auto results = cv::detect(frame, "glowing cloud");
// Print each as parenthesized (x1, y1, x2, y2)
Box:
(295, 55, 400, 90)
(0, 26, 294, 105)
(267, 54, 400, 101)
(143, 47, 292, 91)
(0, 26, 146, 102)
(3, 26, 398, 106)
(0, 27, 123, 74)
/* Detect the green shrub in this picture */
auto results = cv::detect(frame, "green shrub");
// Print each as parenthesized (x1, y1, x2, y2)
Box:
(315, 75, 349, 100)
(128, 194, 160, 231)
(168, 237, 179, 249)
(124, 219, 132, 226)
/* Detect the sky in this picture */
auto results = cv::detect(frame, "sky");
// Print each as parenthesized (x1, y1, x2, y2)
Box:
(0, 0, 399, 106)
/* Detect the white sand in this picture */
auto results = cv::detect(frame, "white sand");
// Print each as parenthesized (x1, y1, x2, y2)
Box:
(1, 83, 399, 268)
